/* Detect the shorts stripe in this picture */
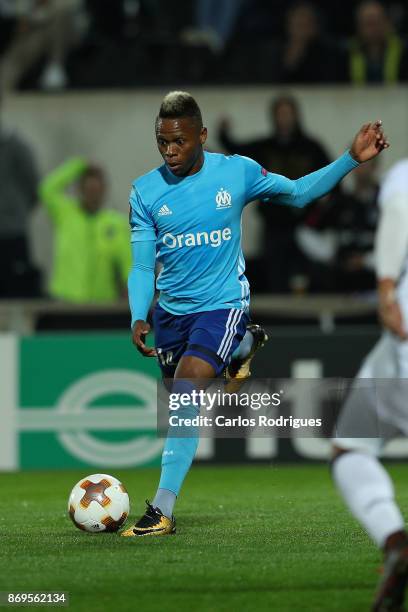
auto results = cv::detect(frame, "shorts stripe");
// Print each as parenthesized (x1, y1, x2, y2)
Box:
(220, 310, 243, 361)
(217, 309, 235, 358)
(217, 309, 241, 361)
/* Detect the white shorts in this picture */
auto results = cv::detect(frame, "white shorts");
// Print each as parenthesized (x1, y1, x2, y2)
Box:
(333, 331, 408, 454)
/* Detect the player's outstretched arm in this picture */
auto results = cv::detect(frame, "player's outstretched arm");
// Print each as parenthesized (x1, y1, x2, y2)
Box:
(128, 240, 157, 357)
(290, 120, 389, 205)
(250, 121, 389, 208)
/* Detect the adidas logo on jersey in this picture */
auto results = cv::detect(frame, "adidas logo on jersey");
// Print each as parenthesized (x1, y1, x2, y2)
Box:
(158, 204, 172, 216)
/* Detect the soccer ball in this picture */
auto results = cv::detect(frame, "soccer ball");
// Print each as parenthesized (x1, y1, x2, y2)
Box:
(68, 473, 130, 533)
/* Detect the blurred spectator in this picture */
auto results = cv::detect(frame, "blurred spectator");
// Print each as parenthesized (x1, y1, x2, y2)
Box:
(2, 0, 407, 88)
(297, 158, 380, 292)
(218, 94, 331, 292)
(347, 0, 408, 84)
(317, 0, 408, 38)
(182, 0, 246, 53)
(333, 158, 379, 291)
(0, 120, 41, 297)
(277, 1, 345, 83)
(0, 0, 81, 93)
(39, 158, 131, 303)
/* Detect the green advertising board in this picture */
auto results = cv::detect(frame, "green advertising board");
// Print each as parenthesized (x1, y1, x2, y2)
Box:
(0, 334, 163, 470)
(4, 326, 405, 469)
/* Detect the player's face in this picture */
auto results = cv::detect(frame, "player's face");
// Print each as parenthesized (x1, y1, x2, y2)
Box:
(156, 118, 207, 177)
(80, 176, 106, 213)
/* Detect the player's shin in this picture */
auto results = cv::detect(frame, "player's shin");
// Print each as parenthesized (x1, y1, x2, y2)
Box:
(153, 380, 200, 518)
(332, 449, 405, 547)
(231, 329, 253, 360)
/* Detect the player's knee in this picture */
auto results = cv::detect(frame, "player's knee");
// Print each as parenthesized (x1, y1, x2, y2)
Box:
(162, 376, 175, 392)
(175, 354, 216, 381)
(331, 438, 381, 467)
(331, 445, 350, 464)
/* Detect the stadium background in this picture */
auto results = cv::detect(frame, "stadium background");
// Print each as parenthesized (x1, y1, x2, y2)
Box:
(2, 4, 408, 610)
(1, 83, 408, 470)
(5, 87, 408, 275)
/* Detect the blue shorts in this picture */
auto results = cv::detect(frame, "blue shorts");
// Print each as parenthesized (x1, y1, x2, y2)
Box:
(153, 303, 249, 377)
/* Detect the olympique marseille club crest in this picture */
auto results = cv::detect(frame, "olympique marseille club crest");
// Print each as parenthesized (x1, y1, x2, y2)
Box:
(216, 188, 232, 209)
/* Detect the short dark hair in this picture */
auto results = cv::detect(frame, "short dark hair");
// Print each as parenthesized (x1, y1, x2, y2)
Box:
(270, 94, 301, 122)
(79, 165, 105, 186)
(156, 91, 203, 128)
(356, 0, 388, 19)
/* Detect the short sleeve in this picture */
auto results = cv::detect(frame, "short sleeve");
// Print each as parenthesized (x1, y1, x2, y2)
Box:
(240, 155, 294, 203)
(129, 186, 157, 242)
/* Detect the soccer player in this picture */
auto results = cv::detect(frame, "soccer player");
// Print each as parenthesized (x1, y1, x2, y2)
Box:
(332, 158, 408, 612)
(122, 91, 388, 537)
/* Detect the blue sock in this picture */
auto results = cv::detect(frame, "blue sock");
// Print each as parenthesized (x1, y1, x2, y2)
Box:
(232, 329, 253, 360)
(154, 380, 199, 514)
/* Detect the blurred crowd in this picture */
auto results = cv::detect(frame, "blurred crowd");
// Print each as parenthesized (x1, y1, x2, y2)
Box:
(0, 0, 397, 302)
(0, 89, 380, 301)
(0, 0, 407, 91)
(218, 94, 379, 295)
(0, 122, 130, 302)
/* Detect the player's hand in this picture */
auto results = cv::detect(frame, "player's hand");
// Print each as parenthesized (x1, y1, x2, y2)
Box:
(379, 300, 408, 340)
(350, 120, 389, 163)
(132, 320, 157, 357)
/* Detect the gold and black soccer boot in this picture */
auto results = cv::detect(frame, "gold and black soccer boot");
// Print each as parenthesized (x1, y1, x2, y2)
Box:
(224, 323, 269, 392)
(121, 500, 176, 537)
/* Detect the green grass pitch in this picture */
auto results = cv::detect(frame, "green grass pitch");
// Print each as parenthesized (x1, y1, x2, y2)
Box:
(1, 464, 407, 612)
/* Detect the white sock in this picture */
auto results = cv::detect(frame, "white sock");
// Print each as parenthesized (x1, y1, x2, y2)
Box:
(332, 451, 405, 548)
(152, 488, 177, 518)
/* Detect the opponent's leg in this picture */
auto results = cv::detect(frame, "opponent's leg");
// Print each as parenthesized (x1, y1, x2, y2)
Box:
(332, 380, 408, 610)
(332, 445, 405, 549)
(332, 346, 406, 550)
(332, 335, 408, 609)
(332, 444, 408, 612)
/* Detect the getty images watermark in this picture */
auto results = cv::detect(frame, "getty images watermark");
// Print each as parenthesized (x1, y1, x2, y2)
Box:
(156, 379, 329, 438)
(157, 377, 404, 439)
(166, 387, 321, 430)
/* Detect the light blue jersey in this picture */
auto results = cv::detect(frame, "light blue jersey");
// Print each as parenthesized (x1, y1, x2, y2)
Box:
(128, 150, 358, 321)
